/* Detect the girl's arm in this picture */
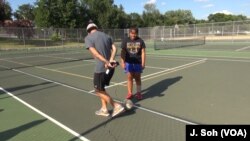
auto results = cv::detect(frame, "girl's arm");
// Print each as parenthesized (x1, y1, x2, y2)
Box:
(141, 48, 146, 69)
(120, 48, 126, 69)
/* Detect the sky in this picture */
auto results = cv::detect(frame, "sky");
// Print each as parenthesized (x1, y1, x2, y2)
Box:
(8, 0, 250, 20)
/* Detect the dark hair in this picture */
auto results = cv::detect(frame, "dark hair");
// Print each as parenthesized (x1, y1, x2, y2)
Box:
(129, 26, 138, 34)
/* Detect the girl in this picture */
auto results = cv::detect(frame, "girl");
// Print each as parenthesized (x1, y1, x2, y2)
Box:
(120, 27, 146, 100)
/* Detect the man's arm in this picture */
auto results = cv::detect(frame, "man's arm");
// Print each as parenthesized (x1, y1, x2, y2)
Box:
(109, 44, 117, 62)
(88, 47, 110, 67)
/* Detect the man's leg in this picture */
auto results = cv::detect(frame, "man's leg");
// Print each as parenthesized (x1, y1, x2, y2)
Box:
(96, 90, 124, 117)
(94, 73, 111, 116)
(96, 90, 115, 108)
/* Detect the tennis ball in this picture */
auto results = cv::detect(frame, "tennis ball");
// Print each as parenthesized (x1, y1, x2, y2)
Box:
(124, 99, 134, 110)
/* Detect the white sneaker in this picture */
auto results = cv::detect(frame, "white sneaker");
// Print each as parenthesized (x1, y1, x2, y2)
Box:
(112, 104, 125, 117)
(95, 109, 110, 117)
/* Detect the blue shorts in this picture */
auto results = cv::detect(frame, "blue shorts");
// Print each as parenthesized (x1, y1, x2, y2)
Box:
(125, 63, 143, 73)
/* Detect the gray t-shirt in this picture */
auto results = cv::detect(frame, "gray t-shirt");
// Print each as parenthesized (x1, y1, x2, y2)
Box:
(85, 31, 113, 73)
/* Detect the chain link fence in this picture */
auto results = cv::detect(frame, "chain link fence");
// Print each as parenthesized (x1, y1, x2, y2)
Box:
(1, 20, 250, 49)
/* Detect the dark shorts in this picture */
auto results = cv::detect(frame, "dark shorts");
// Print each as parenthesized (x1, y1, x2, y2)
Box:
(94, 69, 114, 91)
(124, 63, 143, 73)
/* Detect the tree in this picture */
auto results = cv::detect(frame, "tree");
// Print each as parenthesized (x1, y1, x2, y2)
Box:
(195, 19, 207, 24)
(234, 15, 248, 21)
(35, 0, 87, 28)
(208, 13, 229, 22)
(128, 13, 144, 27)
(0, 0, 12, 23)
(208, 13, 248, 22)
(35, 0, 55, 27)
(13, 4, 35, 20)
(163, 10, 195, 26)
(107, 5, 129, 28)
(75, 0, 89, 28)
(142, 3, 163, 27)
(83, 0, 128, 29)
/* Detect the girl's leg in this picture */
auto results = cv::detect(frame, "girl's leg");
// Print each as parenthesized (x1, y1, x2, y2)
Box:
(126, 72, 134, 99)
(134, 73, 142, 100)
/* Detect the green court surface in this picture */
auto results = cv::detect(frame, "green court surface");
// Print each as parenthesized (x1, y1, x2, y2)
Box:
(1, 42, 250, 141)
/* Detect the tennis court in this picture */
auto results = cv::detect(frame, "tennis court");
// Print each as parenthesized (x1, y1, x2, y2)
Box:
(1, 41, 250, 141)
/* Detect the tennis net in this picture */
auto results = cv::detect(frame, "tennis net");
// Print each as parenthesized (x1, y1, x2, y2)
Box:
(154, 36, 205, 50)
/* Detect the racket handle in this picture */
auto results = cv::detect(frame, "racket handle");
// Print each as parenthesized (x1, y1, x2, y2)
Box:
(106, 69, 110, 74)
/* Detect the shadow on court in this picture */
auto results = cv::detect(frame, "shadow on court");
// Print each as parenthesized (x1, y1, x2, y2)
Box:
(0, 58, 90, 72)
(4, 82, 52, 93)
(0, 82, 58, 100)
(141, 76, 183, 100)
(69, 109, 136, 141)
(0, 119, 47, 141)
(0, 73, 22, 80)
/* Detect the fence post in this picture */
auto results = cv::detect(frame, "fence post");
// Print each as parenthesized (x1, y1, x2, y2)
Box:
(170, 28, 172, 38)
(41, 29, 46, 47)
(222, 26, 224, 36)
(232, 21, 235, 36)
(22, 28, 26, 48)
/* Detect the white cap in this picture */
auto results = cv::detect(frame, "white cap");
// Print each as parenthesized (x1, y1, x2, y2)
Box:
(86, 23, 98, 32)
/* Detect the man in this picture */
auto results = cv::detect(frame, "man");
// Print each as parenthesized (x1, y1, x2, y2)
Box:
(85, 21, 124, 117)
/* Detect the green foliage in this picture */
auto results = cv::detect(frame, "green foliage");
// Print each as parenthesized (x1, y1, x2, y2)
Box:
(50, 32, 61, 41)
(142, 3, 163, 27)
(83, 0, 128, 28)
(128, 13, 144, 27)
(164, 10, 195, 26)
(0, 0, 12, 21)
(6, 0, 250, 29)
(35, 0, 87, 28)
(13, 4, 35, 20)
(208, 13, 248, 22)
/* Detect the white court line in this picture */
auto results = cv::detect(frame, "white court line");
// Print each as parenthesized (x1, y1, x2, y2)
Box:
(235, 46, 250, 52)
(207, 58, 250, 63)
(0, 87, 90, 141)
(40, 55, 81, 61)
(19, 58, 62, 64)
(1, 55, 39, 60)
(148, 53, 250, 62)
(2, 65, 197, 126)
(45, 54, 166, 70)
(137, 106, 197, 125)
(0, 52, 94, 63)
(55, 62, 168, 70)
(142, 59, 206, 82)
(0, 59, 125, 87)
(147, 53, 205, 60)
(56, 63, 95, 70)
(40, 55, 95, 63)
(0, 51, 82, 60)
(90, 58, 207, 93)
(145, 65, 168, 70)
